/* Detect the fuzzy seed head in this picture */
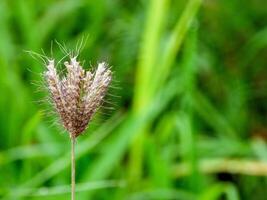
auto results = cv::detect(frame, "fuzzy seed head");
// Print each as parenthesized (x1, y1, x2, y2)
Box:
(45, 57, 112, 138)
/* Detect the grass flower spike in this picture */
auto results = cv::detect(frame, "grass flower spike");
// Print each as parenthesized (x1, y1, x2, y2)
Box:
(45, 57, 112, 138)
(45, 56, 112, 200)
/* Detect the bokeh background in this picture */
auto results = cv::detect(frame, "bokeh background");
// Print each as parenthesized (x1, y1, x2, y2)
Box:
(0, 0, 267, 199)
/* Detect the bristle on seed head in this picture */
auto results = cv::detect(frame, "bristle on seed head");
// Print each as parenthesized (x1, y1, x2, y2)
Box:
(45, 57, 112, 138)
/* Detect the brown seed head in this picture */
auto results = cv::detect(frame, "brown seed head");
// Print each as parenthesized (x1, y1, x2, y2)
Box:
(45, 57, 112, 138)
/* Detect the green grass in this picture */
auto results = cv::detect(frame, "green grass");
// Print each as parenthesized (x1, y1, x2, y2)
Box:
(0, 0, 267, 199)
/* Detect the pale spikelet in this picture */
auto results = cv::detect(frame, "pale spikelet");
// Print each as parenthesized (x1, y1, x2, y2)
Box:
(45, 57, 112, 138)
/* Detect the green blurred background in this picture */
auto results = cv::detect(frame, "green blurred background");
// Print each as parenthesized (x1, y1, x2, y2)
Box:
(0, 0, 267, 199)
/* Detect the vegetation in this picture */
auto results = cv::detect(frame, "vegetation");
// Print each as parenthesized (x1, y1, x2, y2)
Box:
(0, 0, 267, 199)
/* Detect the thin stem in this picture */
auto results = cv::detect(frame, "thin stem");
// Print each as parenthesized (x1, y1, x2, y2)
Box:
(71, 137, 76, 200)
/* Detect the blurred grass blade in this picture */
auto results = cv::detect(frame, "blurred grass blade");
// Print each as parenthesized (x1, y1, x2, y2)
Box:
(154, 0, 202, 92)
(9, 180, 124, 198)
(127, 189, 196, 200)
(21, 111, 43, 144)
(192, 91, 237, 138)
(0, 143, 66, 165)
(133, 0, 169, 108)
(240, 27, 267, 68)
(173, 158, 267, 177)
(32, 0, 85, 49)
(130, 0, 170, 186)
(199, 183, 239, 200)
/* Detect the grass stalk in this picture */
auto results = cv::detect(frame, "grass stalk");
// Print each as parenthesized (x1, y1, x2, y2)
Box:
(71, 137, 76, 200)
